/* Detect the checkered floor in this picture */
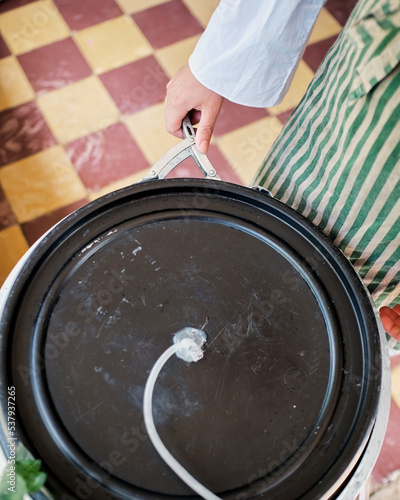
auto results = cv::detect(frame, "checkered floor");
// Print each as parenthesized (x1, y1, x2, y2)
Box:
(0, 0, 399, 496)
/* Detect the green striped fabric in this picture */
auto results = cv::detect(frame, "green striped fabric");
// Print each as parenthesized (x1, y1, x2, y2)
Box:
(252, 0, 400, 347)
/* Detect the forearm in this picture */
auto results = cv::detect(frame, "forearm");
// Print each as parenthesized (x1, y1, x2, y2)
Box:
(189, 0, 327, 107)
(165, 0, 327, 152)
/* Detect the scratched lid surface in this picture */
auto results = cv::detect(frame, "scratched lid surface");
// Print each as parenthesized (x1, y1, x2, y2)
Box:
(0, 179, 381, 499)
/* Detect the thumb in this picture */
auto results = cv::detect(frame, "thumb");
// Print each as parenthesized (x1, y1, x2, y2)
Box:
(195, 100, 223, 154)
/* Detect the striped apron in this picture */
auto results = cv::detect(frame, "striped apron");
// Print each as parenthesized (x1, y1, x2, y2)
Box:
(252, 0, 400, 347)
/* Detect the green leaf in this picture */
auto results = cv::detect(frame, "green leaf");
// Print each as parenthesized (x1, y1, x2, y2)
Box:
(15, 443, 35, 462)
(0, 443, 47, 497)
(0, 465, 28, 500)
(26, 471, 46, 492)
(16, 459, 46, 492)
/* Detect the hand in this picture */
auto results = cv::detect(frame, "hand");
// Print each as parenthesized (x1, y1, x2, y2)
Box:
(165, 63, 224, 153)
(379, 305, 400, 339)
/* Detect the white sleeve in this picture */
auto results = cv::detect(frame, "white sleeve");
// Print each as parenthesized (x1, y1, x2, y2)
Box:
(189, 0, 327, 107)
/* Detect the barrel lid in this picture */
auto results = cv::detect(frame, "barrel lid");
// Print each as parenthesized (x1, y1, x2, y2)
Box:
(0, 179, 382, 499)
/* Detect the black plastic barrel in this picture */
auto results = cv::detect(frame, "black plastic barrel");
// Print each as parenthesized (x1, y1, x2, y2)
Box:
(0, 178, 391, 499)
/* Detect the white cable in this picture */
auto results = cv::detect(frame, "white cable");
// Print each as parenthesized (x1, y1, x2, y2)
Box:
(143, 337, 221, 500)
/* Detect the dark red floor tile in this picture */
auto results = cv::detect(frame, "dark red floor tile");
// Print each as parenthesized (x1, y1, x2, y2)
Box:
(391, 355, 400, 370)
(100, 56, 169, 115)
(0, 35, 10, 59)
(18, 38, 92, 95)
(166, 144, 243, 185)
(0, 0, 37, 14)
(65, 123, 149, 191)
(53, 0, 122, 31)
(22, 198, 89, 245)
(276, 108, 295, 126)
(303, 35, 338, 73)
(165, 156, 205, 179)
(0, 101, 56, 168)
(0, 184, 17, 230)
(213, 100, 269, 137)
(132, 0, 203, 49)
(208, 144, 244, 185)
(325, 0, 358, 26)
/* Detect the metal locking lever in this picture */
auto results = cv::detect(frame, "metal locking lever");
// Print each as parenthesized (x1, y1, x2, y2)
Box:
(141, 115, 221, 181)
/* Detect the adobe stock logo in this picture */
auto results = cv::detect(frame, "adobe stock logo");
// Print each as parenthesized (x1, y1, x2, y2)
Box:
(76, 267, 138, 323)
(8, 2, 60, 54)
(16, 259, 142, 387)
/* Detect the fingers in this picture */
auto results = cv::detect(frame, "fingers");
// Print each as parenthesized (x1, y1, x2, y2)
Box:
(380, 305, 400, 321)
(195, 101, 222, 154)
(164, 96, 186, 140)
(190, 109, 202, 125)
(164, 63, 224, 151)
(379, 305, 400, 339)
(164, 64, 192, 139)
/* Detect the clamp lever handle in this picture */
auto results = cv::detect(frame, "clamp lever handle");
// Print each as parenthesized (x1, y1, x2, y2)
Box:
(141, 115, 221, 181)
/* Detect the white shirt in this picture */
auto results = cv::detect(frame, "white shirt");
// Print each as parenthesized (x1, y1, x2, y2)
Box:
(189, 0, 327, 107)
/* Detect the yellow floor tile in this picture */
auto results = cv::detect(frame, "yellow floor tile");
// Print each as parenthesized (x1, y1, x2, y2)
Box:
(37, 76, 119, 144)
(217, 117, 283, 186)
(308, 7, 343, 45)
(88, 169, 149, 201)
(0, 0, 70, 55)
(0, 56, 35, 111)
(115, 0, 169, 14)
(182, 0, 219, 28)
(391, 365, 400, 409)
(155, 35, 201, 79)
(0, 146, 87, 224)
(124, 102, 180, 165)
(0, 225, 29, 286)
(74, 16, 153, 74)
(268, 60, 315, 116)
